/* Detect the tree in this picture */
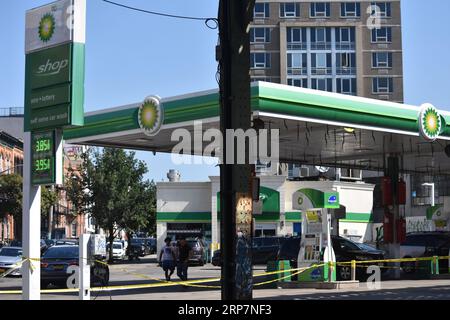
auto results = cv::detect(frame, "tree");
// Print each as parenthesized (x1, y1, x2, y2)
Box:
(0, 174, 58, 240)
(68, 147, 157, 263)
(0, 174, 22, 240)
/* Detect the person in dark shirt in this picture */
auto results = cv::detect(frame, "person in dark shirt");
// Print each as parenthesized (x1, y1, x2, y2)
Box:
(176, 238, 193, 281)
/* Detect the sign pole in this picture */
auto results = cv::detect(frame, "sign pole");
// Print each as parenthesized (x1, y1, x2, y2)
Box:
(23, 0, 86, 300)
(22, 132, 42, 300)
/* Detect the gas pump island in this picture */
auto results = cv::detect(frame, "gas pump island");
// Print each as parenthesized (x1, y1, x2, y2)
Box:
(293, 189, 343, 283)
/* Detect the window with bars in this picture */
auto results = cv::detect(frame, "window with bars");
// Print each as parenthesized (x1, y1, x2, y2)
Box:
(280, 2, 301, 18)
(372, 77, 393, 93)
(250, 52, 271, 69)
(372, 52, 393, 68)
(370, 2, 391, 17)
(341, 2, 361, 18)
(254, 3, 270, 18)
(371, 27, 392, 43)
(310, 2, 330, 18)
(250, 27, 271, 43)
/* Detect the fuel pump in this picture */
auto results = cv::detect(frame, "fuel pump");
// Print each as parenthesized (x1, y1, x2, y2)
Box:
(293, 189, 339, 282)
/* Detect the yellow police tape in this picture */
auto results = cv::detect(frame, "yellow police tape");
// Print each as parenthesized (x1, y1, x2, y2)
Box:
(1, 255, 449, 295)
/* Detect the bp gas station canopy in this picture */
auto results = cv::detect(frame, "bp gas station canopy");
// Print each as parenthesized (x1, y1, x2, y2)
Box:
(64, 82, 450, 175)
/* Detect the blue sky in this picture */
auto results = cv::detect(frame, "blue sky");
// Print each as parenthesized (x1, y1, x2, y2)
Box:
(1, 0, 450, 182)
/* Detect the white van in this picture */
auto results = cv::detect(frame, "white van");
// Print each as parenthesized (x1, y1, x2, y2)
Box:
(107, 241, 126, 260)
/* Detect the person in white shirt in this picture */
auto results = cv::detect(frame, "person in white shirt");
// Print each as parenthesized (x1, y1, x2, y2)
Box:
(159, 237, 176, 281)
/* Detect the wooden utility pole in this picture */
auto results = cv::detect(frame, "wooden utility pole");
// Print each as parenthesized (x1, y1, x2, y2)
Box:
(218, 0, 256, 300)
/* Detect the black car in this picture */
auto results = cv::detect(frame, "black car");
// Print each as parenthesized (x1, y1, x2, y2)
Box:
(400, 232, 450, 274)
(277, 236, 386, 281)
(129, 238, 151, 257)
(41, 245, 109, 289)
(211, 237, 288, 267)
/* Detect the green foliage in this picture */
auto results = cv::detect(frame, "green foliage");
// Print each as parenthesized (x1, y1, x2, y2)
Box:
(0, 174, 22, 220)
(67, 147, 156, 262)
(41, 186, 57, 218)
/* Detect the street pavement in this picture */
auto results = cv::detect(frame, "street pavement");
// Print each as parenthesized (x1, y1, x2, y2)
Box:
(1, 255, 450, 300)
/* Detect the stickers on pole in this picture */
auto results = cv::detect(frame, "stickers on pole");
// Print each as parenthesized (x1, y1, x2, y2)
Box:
(419, 103, 442, 142)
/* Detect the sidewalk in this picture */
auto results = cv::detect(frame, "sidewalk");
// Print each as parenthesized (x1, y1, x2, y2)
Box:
(2, 279, 450, 300)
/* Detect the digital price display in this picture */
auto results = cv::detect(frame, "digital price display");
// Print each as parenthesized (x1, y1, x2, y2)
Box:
(31, 131, 55, 185)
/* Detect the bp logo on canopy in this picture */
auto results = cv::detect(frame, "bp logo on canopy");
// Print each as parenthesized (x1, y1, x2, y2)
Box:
(419, 103, 442, 141)
(138, 96, 164, 136)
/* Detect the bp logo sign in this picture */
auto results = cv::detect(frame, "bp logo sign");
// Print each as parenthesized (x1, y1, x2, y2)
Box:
(419, 103, 442, 141)
(38, 13, 56, 43)
(138, 96, 164, 136)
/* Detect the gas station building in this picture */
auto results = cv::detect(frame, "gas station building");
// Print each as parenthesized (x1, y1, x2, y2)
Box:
(64, 82, 450, 254)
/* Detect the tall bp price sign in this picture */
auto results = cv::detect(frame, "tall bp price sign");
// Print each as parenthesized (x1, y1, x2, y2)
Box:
(25, 0, 86, 185)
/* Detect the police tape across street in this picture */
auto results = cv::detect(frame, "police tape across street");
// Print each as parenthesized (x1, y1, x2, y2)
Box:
(0, 255, 449, 294)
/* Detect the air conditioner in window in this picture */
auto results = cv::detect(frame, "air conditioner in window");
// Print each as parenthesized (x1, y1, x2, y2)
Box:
(339, 168, 362, 181)
(292, 166, 310, 178)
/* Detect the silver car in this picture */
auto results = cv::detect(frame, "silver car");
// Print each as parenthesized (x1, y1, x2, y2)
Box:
(0, 247, 23, 276)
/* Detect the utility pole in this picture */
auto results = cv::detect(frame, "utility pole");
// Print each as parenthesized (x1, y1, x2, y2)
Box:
(218, 0, 256, 300)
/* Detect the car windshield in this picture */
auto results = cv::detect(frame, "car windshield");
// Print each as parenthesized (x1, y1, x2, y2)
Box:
(113, 244, 122, 249)
(0, 248, 22, 257)
(131, 239, 145, 245)
(334, 238, 361, 251)
(187, 241, 198, 247)
(43, 246, 78, 259)
(356, 242, 377, 251)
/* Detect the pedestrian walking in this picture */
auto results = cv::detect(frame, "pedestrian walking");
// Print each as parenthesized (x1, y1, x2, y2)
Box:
(159, 237, 176, 281)
(176, 238, 193, 281)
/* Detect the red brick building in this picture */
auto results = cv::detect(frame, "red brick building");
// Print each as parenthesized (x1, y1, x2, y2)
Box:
(0, 131, 24, 243)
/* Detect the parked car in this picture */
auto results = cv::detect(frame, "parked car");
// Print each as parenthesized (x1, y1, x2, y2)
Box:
(147, 238, 157, 254)
(277, 236, 386, 281)
(186, 239, 206, 266)
(106, 241, 126, 260)
(129, 238, 151, 257)
(53, 239, 78, 246)
(400, 232, 450, 274)
(0, 247, 23, 277)
(210, 237, 289, 267)
(41, 245, 109, 289)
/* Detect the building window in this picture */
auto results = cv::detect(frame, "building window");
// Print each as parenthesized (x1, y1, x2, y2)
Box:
(337, 78, 357, 95)
(337, 52, 356, 75)
(373, 77, 393, 93)
(71, 221, 77, 237)
(372, 52, 392, 68)
(288, 78, 308, 88)
(250, 27, 271, 43)
(310, 2, 330, 18)
(371, 27, 392, 43)
(311, 53, 332, 75)
(254, 3, 270, 18)
(287, 53, 307, 75)
(311, 27, 331, 50)
(250, 52, 271, 69)
(280, 2, 300, 18)
(312, 78, 333, 92)
(287, 27, 307, 50)
(370, 2, 391, 18)
(335, 27, 356, 50)
(341, 2, 361, 18)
